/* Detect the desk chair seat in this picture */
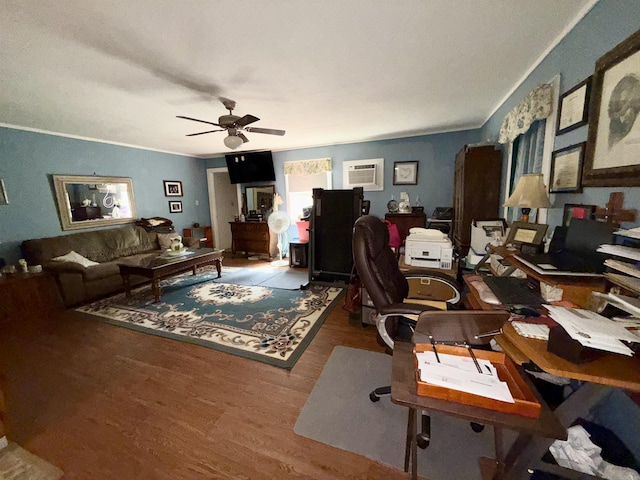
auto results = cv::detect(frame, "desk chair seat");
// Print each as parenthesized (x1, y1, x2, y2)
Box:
(353, 215, 463, 447)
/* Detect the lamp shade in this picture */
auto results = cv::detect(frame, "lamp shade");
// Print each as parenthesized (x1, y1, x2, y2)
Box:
(223, 134, 243, 149)
(503, 173, 552, 209)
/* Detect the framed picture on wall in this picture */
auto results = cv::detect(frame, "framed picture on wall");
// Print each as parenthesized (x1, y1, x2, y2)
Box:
(163, 180, 183, 197)
(392, 161, 418, 185)
(168, 200, 183, 213)
(583, 28, 640, 186)
(549, 142, 585, 193)
(556, 76, 591, 135)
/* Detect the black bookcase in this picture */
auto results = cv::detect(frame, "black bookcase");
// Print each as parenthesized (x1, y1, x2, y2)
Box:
(309, 188, 364, 284)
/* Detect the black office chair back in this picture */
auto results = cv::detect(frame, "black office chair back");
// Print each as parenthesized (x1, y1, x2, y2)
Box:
(353, 215, 409, 312)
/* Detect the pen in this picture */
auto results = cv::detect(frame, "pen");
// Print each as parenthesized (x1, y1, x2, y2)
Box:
(430, 336, 441, 363)
(466, 344, 483, 374)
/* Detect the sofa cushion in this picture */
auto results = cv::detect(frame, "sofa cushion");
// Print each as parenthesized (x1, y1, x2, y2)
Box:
(52, 250, 99, 268)
(82, 262, 121, 281)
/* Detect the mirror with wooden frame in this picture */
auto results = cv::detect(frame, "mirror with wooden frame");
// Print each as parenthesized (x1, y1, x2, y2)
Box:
(53, 175, 137, 231)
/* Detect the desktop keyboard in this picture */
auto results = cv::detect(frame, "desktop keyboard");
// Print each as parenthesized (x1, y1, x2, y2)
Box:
(483, 276, 543, 306)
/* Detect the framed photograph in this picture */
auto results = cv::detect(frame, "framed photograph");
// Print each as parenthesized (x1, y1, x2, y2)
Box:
(549, 142, 586, 193)
(168, 200, 183, 213)
(393, 161, 419, 185)
(163, 180, 183, 197)
(505, 221, 548, 248)
(562, 204, 596, 227)
(583, 28, 640, 186)
(556, 76, 591, 135)
(0, 178, 8, 205)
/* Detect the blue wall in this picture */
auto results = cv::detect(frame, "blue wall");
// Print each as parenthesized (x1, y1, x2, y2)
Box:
(481, 0, 640, 229)
(1, 126, 479, 264)
(0, 128, 211, 263)
(205, 129, 480, 219)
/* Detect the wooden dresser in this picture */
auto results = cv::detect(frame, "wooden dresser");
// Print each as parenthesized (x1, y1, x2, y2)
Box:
(230, 221, 275, 257)
(452, 144, 502, 256)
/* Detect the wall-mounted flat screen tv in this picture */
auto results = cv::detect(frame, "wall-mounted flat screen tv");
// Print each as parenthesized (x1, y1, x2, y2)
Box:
(225, 151, 276, 184)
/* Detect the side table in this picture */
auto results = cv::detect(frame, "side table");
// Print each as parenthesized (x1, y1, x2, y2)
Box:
(0, 272, 63, 323)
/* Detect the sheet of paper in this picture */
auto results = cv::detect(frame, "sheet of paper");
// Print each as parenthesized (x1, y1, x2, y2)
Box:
(417, 359, 514, 403)
(545, 306, 637, 356)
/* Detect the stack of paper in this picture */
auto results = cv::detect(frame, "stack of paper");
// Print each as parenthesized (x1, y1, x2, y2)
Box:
(415, 350, 514, 403)
(545, 306, 639, 356)
(597, 245, 640, 262)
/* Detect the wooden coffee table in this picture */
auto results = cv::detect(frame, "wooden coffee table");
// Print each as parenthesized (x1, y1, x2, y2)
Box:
(118, 248, 224, 302)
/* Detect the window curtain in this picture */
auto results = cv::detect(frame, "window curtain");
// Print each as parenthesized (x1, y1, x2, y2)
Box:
(283, 158, 331, 176)
(499, 83, 553, 223)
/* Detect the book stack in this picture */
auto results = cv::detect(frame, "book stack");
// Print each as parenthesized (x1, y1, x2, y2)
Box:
(598, 227, 640, 296)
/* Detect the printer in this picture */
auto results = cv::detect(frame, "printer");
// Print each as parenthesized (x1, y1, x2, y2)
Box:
(404, 228, 454, 269)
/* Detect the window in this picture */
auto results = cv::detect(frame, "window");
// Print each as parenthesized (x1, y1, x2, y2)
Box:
(284, 158, 332, 222)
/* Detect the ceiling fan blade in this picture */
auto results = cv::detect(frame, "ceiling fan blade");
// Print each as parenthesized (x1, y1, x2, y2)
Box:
(176, 115, 221, 127)
(237, 133, 249, 143)
(186, 129, 225, 136)
(245, 126, 285, 136)
(234, 114, 260, 128)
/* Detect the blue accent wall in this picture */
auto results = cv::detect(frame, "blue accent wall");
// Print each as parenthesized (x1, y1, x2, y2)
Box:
(481, 0, 640, 230)
(205, 129, 481, 219)
(0, 128, 211, 263)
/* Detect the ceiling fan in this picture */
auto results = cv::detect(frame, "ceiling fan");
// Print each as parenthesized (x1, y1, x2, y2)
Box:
(177, 98, 285, 149)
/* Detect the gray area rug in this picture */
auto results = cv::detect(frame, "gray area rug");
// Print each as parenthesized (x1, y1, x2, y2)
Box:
(0, 442, 63, 480)
(216, 266, 308, 290)
(294, 346, 516, 480)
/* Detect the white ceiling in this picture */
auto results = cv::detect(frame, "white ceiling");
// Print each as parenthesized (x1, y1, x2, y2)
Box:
(1, 1, 596, 158)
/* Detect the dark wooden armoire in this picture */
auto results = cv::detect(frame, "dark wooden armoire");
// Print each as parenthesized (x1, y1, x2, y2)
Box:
(452, 145, 502, 256)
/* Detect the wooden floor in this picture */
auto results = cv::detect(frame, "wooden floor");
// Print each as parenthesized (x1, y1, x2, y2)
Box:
(0, 256, 413, 479)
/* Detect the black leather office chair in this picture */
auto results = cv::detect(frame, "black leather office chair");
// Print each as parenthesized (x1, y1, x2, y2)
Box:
(352, 215, 462, 447)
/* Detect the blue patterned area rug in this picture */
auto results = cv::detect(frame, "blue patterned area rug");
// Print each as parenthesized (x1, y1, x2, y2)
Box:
(76, 266, 343, 369)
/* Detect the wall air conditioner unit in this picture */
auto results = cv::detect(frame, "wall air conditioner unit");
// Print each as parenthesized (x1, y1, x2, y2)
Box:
(343, 158, 384, 191)
(347, 164, 377, 187)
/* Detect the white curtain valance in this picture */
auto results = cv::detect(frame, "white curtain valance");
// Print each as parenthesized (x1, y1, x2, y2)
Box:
(283, 158, 331, 176)
(498, 83, 553, 144)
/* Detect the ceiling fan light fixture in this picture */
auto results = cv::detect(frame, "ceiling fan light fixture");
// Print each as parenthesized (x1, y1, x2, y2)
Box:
(224, 134, 243, 149)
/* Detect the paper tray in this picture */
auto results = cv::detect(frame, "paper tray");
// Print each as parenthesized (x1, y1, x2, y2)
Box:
(414, 344, 541, 418)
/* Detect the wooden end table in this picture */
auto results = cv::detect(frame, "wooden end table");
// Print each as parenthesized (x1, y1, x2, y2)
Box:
(118, 248, 224, 302)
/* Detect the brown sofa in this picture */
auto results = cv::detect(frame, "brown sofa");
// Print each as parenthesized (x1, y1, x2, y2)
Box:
(21, 225, 190, 307)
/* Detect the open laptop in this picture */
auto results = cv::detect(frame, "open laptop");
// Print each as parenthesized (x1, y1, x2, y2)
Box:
(514, 218, 615, 277)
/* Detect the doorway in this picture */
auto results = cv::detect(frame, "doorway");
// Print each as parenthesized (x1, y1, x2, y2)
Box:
(207, 168, 240, 251)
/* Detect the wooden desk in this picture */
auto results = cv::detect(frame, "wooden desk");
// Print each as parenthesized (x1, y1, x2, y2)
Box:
(476, 246, 606, 308)
(498, 322, 640, 393)
(391, 341, 565, 480)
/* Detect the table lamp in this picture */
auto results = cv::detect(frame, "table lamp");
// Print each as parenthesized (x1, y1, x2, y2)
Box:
(503, 173, 552, 222)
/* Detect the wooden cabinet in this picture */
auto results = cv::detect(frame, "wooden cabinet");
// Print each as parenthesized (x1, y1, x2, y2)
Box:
(453, 145, 502, 256)
(0, 272, 62, 324)
(230, 221, 275, 257)
(183, 225, 213, 248)
(384, 213, 426, 246)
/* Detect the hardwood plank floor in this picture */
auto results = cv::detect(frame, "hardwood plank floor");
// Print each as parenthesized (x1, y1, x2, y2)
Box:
(0, 257, 412, 479)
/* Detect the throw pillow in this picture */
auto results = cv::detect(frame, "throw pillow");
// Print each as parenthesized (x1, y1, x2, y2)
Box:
(51, 250, 99, 268)
(157, 232, 181, 250)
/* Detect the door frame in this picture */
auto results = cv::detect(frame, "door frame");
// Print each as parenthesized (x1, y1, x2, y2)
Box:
(206, 167, 241, 249)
